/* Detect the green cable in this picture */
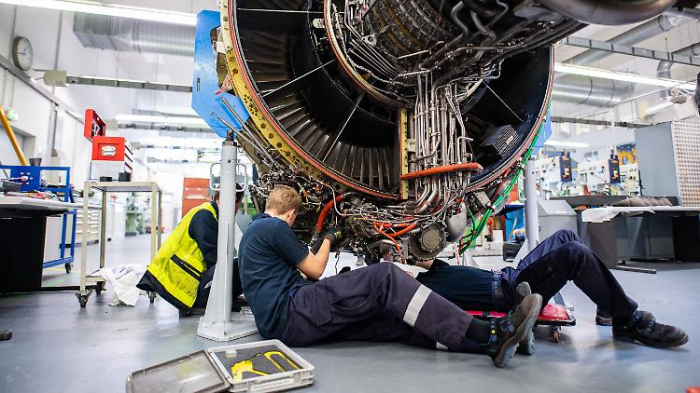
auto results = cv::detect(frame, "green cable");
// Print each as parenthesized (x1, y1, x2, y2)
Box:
(458, 124, 543, 254)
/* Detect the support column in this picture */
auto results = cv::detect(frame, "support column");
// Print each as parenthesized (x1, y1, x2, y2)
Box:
(197, 134, 257, 341)
(524, 160, 540, 253)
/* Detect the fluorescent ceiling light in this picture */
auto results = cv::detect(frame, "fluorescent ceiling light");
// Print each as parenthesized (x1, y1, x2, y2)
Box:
(115, 114, 208, 127)
(0, 0, 196, 26)
(544, 140, 590, 149)
(555, 63, 696, 91)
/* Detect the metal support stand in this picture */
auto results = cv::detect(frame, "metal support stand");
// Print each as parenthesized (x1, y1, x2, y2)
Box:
(197, 135, 257, 341)
(524, 160, 540, 253)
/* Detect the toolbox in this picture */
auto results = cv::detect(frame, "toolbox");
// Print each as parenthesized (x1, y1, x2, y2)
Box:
(126, 340, 314, 393)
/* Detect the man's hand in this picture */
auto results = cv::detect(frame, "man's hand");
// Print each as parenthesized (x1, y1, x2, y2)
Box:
(311, 226, 345, 253)
(324, 226, 343, 244)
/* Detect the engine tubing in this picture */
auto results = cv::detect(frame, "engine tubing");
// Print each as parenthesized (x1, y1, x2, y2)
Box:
(315, 194, 345, 233)
(400, 163, 484, 180)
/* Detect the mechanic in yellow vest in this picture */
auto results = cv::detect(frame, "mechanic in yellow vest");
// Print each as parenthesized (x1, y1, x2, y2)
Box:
(137, 185, 245, 312)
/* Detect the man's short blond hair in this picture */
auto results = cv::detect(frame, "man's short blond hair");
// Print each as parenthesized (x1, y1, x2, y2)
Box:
(266, 185, 302, 214)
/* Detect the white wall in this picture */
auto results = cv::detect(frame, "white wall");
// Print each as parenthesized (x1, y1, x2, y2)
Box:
(0, 1, 216, 189)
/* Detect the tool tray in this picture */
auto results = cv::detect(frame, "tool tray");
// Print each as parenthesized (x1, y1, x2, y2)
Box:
(126, 340, 313, 393)
(209, 340, 314, 393)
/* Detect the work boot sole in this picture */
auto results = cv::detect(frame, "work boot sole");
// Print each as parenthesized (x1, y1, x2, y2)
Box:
(493, 294, 542, 368)
(614, 331, 689, 348)
(515, 282, 534, 354)
(595, 315, 613, 326)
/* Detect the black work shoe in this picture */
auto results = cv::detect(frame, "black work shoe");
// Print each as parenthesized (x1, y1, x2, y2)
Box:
(595, 310, 613, 327)
(613, 310, 688, 348)
(489, 293, 542, 367)
(179, 307, 206, 317)
(0, 329, 12, 341)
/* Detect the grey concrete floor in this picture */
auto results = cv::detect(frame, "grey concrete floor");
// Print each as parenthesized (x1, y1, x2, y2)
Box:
(1, 235, 699, 393)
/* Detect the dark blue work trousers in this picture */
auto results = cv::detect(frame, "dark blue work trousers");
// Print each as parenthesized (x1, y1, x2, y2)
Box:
(417, 230, 638, 320)
(281, 263, 482, 353)
(502, 229, 638, 318)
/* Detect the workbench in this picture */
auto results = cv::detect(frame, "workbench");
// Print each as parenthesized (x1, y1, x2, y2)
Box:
(77, 181, 162, 307)
(0, 197, 80, 292)
(582, 206, 700, 223)
(0, 196, 80, 215)
(579, 206, 700, 273)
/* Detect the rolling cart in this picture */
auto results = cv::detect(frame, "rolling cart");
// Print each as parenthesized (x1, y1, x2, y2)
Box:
(77, 181, 161, 308)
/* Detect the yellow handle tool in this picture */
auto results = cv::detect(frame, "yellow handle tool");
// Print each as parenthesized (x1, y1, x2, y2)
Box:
(231, 359, 269, 382)
(264, 351, 300, 372)
(231, 351, 300, 382)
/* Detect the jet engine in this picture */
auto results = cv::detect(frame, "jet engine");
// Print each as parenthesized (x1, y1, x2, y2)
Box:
(213, 0, 678, 262)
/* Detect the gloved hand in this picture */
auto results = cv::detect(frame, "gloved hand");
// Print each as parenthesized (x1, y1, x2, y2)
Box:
(323, 226, 344, 244)
(310, 226, 345, 253)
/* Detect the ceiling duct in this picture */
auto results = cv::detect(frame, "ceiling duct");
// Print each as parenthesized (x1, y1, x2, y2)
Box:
(537, 0, 676, 25)
(73, 13, 195, 56)
(554, 8, 700, 106)
(567, 9, 700, 66)
(657, 42, 700, 100)
(552, 75, 635, 106)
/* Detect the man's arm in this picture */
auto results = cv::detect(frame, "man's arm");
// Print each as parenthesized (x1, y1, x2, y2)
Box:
(189, 209, 218, 269)
(296, 239, 332, 280)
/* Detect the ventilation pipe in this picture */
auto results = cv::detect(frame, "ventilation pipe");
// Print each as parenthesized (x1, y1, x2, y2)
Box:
(657, 42, 700, 100)
(555, 8, 700, 106)
(73, 14, 195, 56)
(552, 76, 635, 106)
(538, 0, 676, 25)
(567, 9, 700, 66)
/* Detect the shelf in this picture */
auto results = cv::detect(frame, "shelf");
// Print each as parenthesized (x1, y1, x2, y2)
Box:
(89, 181, 160, 193)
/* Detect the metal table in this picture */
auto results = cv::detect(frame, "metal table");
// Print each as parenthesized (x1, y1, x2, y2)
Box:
(77, 181, 162, 307)
(0, 197, 80, 292)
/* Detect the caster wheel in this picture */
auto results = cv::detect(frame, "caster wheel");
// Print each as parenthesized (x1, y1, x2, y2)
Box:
(77, 295, 88, 308)
(517, 329, 536, 355)
(148, 291, 156, 304)
(552, 327, 562, 343)
(95, 282, 105, 296)
(65, 263, 72, 274)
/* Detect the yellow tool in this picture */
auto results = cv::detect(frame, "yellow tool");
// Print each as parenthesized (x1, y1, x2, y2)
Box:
(0, 105, 28, 166)
(231, 351, 299, 382)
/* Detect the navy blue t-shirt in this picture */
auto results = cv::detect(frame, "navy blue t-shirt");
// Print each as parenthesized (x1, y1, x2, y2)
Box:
(238, 213, 310, 338)
(415, 259, 495, 310)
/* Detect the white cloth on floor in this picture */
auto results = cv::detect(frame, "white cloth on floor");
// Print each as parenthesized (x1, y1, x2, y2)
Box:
(89, 265, 147, 306)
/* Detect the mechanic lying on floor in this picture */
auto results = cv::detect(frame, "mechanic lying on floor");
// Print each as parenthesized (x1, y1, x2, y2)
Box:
(136, 185, 245, 314)
(238, 185, 541, 368)
(411, 229, 688, 348)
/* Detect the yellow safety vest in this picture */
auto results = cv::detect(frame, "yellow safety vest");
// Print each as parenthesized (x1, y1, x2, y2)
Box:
(146, 201, 217, 308)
